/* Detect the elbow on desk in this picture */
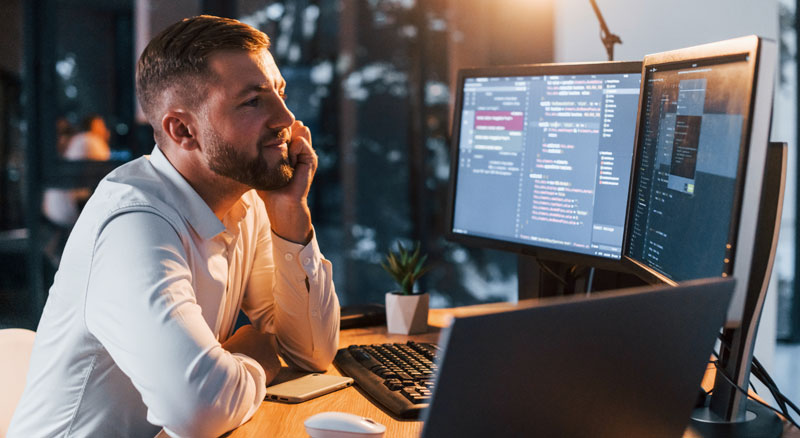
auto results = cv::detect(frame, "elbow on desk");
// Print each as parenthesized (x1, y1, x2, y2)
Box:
(283, 349, 336, 372)
(150, 358, 262, 437)
(278, 323, 339, 372)
(282, 337, 339, 372)
(154, 387, 254, 438)
(158, 402, 236, 438)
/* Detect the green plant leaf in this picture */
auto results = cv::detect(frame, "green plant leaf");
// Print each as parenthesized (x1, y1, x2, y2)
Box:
(410, 243, 421, 265)
(401, 272, 413, 295)
(382, 240, 431, 294)
(399, 242, 408, 266)
(413, 254, 428, 277)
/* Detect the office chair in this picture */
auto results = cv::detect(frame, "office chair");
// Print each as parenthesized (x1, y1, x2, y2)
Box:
(0, 328, 35, 437)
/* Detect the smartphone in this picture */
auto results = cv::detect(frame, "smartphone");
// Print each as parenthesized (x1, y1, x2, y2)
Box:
(264, 373, 354, 403)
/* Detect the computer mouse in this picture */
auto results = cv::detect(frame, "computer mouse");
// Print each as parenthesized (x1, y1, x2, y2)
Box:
(304, 411, 386, 438)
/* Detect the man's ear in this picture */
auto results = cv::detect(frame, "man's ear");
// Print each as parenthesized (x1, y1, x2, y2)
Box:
(161, 110, 199, 151)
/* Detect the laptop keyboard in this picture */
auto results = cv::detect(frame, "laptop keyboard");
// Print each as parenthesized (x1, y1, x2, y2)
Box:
(333, 341, 441, 419)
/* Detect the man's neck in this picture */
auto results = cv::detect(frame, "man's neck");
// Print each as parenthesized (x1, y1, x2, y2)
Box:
(159, 146, 248, 220)
(192, 175, 248, 221)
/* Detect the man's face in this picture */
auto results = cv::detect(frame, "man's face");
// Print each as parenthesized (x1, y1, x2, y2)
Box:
(199, 49, 296, 191)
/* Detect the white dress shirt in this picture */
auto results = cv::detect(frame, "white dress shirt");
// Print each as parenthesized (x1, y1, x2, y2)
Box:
(9, 146, 340, 438)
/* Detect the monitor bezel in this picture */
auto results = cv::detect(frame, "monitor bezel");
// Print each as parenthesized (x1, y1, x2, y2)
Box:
(621, 36, 773, 325)
(445, 61, 642, 271)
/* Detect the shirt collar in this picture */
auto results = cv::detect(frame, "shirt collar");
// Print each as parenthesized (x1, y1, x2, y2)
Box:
(148, 145, 226, 240)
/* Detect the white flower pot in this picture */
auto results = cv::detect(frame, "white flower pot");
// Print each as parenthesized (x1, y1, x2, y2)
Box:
(385, 292, 429, 335)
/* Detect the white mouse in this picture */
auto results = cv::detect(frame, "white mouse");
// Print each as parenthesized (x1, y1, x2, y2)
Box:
(304, 411, 386, 438)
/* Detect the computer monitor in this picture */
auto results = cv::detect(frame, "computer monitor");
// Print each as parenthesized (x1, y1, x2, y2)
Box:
(446, 62, 641, 269)
(623, 36, 776, 325)
(623, 36, 780, 435)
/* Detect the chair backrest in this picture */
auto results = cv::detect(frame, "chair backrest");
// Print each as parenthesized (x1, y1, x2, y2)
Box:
(0, 328, 35, 437)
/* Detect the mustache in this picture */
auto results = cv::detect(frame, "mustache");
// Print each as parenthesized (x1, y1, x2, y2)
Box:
(263, 128, 290, 145)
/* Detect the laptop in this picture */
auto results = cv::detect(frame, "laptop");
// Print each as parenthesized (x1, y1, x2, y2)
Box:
(420, 277, 734, 438)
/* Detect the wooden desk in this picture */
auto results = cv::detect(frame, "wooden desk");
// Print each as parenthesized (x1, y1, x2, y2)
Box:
(227, 304, 799, 438)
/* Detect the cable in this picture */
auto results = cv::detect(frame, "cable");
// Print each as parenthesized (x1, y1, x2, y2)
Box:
(713, 333, 800, 425)
(750, 357, 788, 414)
(709, 348, 758, 396)
(535, 258, 569, 288)
(711, 359, 800, 429)
(585, 267, 595, 295)
(751, 356, 799, 422)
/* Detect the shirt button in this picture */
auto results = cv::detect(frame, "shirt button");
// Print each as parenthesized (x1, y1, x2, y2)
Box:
(303, 257, 312, 265)
(284, 253, 294, 261)
(311, 311, 319, 317)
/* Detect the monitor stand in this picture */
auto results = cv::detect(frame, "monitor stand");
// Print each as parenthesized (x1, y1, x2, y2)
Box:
(687, 141, 787, 438)
(517, 256, 644, 299)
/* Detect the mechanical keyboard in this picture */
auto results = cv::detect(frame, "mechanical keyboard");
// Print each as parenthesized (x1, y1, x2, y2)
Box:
(333, 341, 441, 419)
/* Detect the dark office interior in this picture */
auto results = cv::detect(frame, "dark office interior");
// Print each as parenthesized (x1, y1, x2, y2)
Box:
(1, 0, 799, 434)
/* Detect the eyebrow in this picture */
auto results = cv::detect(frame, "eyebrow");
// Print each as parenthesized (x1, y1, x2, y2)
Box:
(235, 81, 287, 99)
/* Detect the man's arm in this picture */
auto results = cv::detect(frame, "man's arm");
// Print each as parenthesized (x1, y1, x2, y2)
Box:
(85, 211, 267, 438)
(244, 121, 339, 371)
(222, 325, 281, 383)
(241, 215, 340, 371)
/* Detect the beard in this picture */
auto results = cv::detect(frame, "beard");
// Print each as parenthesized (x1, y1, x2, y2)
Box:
(204, 127, 294, 191)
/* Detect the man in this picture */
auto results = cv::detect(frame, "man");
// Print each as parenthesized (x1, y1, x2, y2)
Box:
(9, 15, 340, 437)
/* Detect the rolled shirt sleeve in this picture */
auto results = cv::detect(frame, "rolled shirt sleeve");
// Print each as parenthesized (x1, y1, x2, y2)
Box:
(85, 211, 266, 438)
(242, 224, 340, 372)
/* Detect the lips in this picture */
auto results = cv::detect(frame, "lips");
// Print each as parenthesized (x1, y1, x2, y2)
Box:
(262, 139, 287, 148)
(261, 128, 291, 149)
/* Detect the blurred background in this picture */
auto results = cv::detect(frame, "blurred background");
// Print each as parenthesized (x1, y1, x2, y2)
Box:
(0, 0, 798, 403)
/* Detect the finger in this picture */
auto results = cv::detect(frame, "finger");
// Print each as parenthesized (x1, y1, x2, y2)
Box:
(290, 120, 311, 144)
(288, 122, 316, 170)
(291, 136, 318, 177)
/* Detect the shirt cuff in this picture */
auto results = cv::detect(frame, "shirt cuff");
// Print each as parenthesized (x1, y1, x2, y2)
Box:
(271, 227, 322, 283)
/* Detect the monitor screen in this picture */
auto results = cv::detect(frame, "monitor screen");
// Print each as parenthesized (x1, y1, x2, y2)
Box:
(623, 36, 777, 327)
(625, 55, 753, 280)
(447, 63, 641, 262)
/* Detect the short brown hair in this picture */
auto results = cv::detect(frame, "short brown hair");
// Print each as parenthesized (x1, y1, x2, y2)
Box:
(135, 15, 269, 138)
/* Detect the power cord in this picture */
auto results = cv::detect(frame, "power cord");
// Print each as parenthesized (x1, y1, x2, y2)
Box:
(710, 358, 800, 429)
(710, 349, 759, 396)
(752, 355, 800, 424)
(710, 336, 800, 429)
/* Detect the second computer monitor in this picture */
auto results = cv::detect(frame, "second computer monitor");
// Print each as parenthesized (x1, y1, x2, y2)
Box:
(446, 62, 641, 265)
(624, 36, 776, 323)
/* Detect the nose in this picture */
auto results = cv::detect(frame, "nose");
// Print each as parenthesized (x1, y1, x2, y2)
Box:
(268, 94, 295, 131)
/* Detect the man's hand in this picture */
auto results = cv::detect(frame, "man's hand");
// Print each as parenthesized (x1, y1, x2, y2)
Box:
(258, 120, 316, 244)
(222, 325, 281, 385)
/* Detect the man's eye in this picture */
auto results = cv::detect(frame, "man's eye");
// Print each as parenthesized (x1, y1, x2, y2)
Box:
(243, 97, 259, 107)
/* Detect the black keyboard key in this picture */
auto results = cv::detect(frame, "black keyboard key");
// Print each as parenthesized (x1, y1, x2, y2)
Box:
(412, 395, 432, 403)
(348, 347, 384, 371)
(397, 371, 413, 380)
(384, 379, 403, 391)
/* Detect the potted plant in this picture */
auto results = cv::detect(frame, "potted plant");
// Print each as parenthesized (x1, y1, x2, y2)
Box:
(381, 241, 432, 334)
